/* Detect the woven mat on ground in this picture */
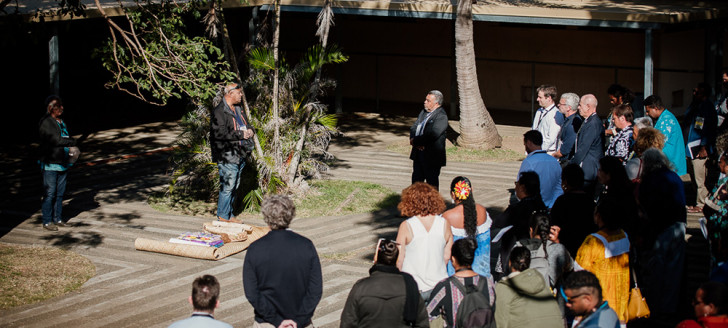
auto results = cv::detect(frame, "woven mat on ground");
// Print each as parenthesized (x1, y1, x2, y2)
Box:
(134, 225, 270, 260)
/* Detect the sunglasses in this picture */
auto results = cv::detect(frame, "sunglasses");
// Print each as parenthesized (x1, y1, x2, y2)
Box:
(559, 287, 587, 304)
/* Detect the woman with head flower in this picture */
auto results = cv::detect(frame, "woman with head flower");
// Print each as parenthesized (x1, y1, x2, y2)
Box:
(441, 176, 493, 277)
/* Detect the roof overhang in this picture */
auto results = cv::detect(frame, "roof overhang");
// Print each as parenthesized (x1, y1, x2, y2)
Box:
(5, 0, 727, 29)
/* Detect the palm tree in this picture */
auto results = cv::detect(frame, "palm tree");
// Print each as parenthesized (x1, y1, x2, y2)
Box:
(454, 0, 502, 149)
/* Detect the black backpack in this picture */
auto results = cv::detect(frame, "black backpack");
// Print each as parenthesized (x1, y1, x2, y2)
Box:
(449, 276, 495, 328)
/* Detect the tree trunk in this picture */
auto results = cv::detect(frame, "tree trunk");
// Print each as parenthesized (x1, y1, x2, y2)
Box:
(272, 0, 282, 171)
(454, 0, 502, 149)
(287, 1, 333, 184)
(217, 4, 264, 160)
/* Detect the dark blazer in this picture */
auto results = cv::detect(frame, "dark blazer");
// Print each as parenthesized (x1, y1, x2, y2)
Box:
(409, 107, 448, 167)
(570, 113, 604, 182)
(558, 114, 582, 160)
(38, 113, 76, 164)
(210, 100, 254, 164)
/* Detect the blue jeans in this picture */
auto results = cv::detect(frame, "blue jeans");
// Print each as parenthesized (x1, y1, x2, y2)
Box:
(42, 168, 67, 225)
(217, 162, 245, 220)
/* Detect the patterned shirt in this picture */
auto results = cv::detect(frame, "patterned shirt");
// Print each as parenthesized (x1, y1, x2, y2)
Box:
(605, 125, 633, 163)
(655, 110, 687, 176)
(427, 275, 495, 327)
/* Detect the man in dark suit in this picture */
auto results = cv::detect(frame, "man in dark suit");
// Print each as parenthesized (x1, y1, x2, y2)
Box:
(570, 94, 604, 195)
(410, 90, 448, 190)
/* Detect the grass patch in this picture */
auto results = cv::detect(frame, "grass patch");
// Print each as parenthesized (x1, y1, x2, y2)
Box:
(295, 180, 400, 218)
(149, 179, 400, 219)
(387, 141, 523, 162)
(0, 243, 95, 310)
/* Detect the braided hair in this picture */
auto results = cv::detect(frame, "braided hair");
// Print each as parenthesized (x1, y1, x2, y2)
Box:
(451, 176, 477, 238)
(529, 211, 551, 259)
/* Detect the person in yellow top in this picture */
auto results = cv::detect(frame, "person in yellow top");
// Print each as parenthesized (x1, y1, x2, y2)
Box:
(575, 195, 630, 324)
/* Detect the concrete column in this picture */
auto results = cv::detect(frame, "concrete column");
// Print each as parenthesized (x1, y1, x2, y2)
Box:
(704, 25, 723, 95)
(643, 28, 653, 97)
(49, 26, 60, 95)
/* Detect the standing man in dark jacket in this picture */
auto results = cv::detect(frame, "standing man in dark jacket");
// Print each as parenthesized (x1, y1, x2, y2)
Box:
(410, 90, 448, 190)
(210, 83, 254, 223)
(243, 195, 322, 328)
(340, 239, 428, 328)
(570, 94, 604, 196)
(38, 95, 77, 231)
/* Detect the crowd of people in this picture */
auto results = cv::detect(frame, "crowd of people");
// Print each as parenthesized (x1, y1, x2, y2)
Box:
(43, 80, 728, 327)
(340, 81, 728, 328)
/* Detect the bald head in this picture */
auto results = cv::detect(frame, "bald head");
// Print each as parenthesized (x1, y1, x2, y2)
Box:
(578, 94, 597, 118)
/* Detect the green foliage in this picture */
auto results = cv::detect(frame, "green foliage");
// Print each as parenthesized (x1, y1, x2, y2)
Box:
(244, 45, 348, 194)
(168, 106, 218, 200)
(94, 0, 235, 106)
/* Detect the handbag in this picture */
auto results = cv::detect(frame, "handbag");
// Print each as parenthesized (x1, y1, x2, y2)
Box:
(627, 263, 650, 321)
(429, 313, 445, 328)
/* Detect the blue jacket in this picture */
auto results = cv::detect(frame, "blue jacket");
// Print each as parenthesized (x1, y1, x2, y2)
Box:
(519, 150, 563, 208)
(558, 113, 582, 159)
(577, 302, 620, 328)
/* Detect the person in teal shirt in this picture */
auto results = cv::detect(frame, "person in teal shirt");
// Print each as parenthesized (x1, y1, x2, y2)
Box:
(645, 95, 687, 176)
(38, 95, 77, 231)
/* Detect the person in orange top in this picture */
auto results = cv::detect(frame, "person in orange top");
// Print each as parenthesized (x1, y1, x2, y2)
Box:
(676, 281, 728, 328)
(575, 195, 630, 324)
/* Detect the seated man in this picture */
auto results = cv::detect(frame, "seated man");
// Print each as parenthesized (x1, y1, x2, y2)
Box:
(243, 195, 323, 328)
(168, 275, 232, 328)
(340, 239, 429, 327)
(561, 271, 619, 328)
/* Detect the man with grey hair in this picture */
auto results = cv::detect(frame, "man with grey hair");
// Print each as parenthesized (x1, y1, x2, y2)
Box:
(243, 195, 322, 328)
(410, 90, 448, 190)
(210, 83, 255, 223)
(633, 117, 653, 139)
(570, 94, 604, 194)
(553, 92, 582, 162)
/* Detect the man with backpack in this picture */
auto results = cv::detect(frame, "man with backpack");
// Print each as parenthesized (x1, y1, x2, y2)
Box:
(426, 238, 496, 328)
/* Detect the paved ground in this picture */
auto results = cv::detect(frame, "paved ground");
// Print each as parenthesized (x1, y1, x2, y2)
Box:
(0, 114, 701, 327)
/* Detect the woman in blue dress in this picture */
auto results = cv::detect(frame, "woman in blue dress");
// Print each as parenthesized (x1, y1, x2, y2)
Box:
(442, 176, 492, 277)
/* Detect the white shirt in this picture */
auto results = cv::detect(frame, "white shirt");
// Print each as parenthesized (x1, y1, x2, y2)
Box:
(532, 104, 561, 153)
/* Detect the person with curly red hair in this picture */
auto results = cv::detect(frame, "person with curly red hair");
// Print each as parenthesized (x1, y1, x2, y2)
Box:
(396, 182, 452, 300)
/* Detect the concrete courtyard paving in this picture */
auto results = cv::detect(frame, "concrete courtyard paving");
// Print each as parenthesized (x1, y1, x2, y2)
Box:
(0, 114, 700, 327)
